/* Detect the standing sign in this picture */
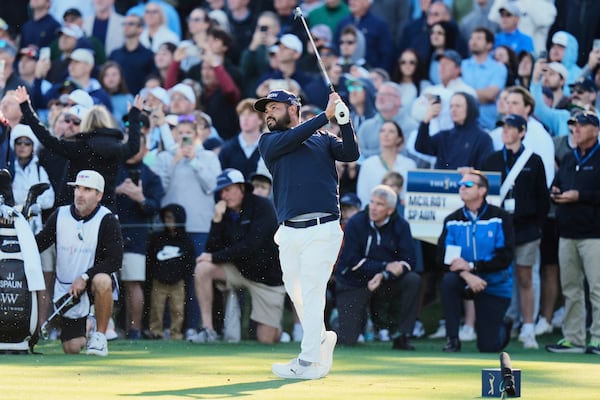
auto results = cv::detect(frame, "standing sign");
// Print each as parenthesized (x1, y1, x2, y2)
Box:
(404, 170, 501, 244)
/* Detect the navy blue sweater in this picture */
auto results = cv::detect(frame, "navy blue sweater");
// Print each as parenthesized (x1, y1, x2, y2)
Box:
(336, 210, 415, 288)
(259, 113, 360, 223)
(553, 144, 600, 238)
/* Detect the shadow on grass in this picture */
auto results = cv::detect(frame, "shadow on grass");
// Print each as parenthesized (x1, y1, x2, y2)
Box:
(122, 379, 301, 398)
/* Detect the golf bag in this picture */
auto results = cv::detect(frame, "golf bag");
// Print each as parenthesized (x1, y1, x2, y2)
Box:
(0, 175, 48, 353)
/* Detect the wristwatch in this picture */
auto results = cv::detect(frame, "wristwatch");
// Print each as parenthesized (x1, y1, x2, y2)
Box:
(81, 272, 90, 282)
(468, 262, 475, 271)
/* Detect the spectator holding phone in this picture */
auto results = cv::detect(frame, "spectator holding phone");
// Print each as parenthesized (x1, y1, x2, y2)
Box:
(115, 133, 164, 339)
(151, 117, 221, 340)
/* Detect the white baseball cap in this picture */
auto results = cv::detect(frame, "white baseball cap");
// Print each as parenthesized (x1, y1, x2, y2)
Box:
(68, 170, 105, 192)
(69, 48, 95, 66)
(547, 62, 568, 80)
(68, 89, 94, 108)
(168, 83, 196, 105)
(552, 31, 569, 47)
(279, 34, 303, 55)
(60, 24, 84, 39)
(66, 104, 90, 120)
(141, 86, 170, 106)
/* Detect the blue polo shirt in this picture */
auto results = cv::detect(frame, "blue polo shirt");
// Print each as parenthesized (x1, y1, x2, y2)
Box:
(461, 56, 507, 130)
(494, 29, 534, 54)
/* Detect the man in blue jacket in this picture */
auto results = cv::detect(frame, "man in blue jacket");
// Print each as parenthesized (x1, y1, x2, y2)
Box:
(256, 89, 359, 379)
(438, 170, 515, 353)
(336, 185, 420, 349)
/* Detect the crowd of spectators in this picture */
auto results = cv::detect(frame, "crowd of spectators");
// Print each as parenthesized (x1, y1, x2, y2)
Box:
(1, 0, 600, 355)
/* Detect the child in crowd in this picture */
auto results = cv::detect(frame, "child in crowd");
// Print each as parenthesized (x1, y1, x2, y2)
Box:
(250, 172, 272, 198)
(146, 204, 195, 339)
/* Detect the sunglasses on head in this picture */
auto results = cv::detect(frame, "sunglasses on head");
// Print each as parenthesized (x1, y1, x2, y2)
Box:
(458, 180, 479, 188)
(64, 116, 81, 125)
(15, 139, 33, 146)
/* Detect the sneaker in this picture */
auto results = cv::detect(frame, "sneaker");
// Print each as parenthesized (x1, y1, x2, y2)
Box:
(280, 331, 291, 343)
(272, 358, 321, 380)
(443, 337, 461, 352)
(428, 322, 446, 339)
(126, 329, 142, 340)
(185, 328, 197, 341)
(545, 338, 585, 353)
(520, 331, 539, 349)
(392, 334, 416, 351)
(86, 332, 108, 356)
(459, 324, 477, 341)
(587, 340, 600, 355)
(551, 307, 565, 328)
(412, 320, 425, 338)
(534, 317, 554, 336)
(189, 327, 218, 343)
(319, 331, 337, 377)
(356, 334, 365, 343)
(377, 329, 390, 342)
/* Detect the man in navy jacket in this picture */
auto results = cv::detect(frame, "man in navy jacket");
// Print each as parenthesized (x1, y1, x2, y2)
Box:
(336, 185, 420, 349)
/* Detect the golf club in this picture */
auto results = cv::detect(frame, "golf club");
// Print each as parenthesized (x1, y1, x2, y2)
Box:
(293, 6, 335, 94)
(39, 293, 78, 340)
(500, 351, 516, 399)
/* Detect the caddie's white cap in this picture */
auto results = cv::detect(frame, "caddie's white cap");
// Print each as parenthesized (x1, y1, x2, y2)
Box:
(68, 170, 105, 192)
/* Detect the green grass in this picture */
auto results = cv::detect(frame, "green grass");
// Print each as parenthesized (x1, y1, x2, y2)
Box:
(1, 335, 599, 399)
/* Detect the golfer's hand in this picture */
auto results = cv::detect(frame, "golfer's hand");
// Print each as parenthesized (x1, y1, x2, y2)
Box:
(69, 277, 87, 298)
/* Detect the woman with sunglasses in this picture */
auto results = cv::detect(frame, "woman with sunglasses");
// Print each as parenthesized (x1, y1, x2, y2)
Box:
(15, 86, 143, 212)
(392, 49, 430, 114)
(10, 124, 54, 233)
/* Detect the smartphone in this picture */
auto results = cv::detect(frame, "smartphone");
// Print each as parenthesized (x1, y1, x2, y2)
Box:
(39, 47, 51, 61)
(431, 94, 441, 104)
(269, 79, 289, 91)
(538, 50, 547, 59)
(182, 136, 193, 147)
(0, 59, 5, 81)
(259, 25, 269, 32)
(128, 168, 141, 185)
(594, 39, 600, 50)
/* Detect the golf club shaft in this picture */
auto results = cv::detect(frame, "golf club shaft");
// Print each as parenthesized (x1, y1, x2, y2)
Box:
(40, 293, 76, 339)
(294, 7, 335, 93)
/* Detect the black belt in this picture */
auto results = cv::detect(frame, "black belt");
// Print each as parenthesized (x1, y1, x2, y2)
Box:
(283, 214, 338, 229)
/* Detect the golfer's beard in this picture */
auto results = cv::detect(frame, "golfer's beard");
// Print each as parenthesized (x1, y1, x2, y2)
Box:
(268, 113, 292, 131)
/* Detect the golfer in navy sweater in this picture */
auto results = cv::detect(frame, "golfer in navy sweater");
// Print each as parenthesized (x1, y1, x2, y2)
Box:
(256, 89, 359, 379)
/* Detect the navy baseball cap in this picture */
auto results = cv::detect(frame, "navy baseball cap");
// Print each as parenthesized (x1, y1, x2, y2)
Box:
(568, 77, 597, 93)
(435, 49, 462, 66)
(213, 168, 254, 193)
(254, 89, 301, 112)
(340, 192, 362, 208)
(568, 112, 599, 127)
(499, 114, 527, 131)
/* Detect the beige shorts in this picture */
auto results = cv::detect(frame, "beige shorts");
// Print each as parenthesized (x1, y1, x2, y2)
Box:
(221, 263, 285, 329)
(40, 245, 56, 273)
(515, 239, 541, 266)
(120, 253, 146, 281)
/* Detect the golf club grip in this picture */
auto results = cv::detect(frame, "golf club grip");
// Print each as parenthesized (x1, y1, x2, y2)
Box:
(500, 352, 512, 371)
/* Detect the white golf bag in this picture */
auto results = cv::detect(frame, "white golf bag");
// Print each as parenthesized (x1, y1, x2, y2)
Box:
(0, 177, 48, 353)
